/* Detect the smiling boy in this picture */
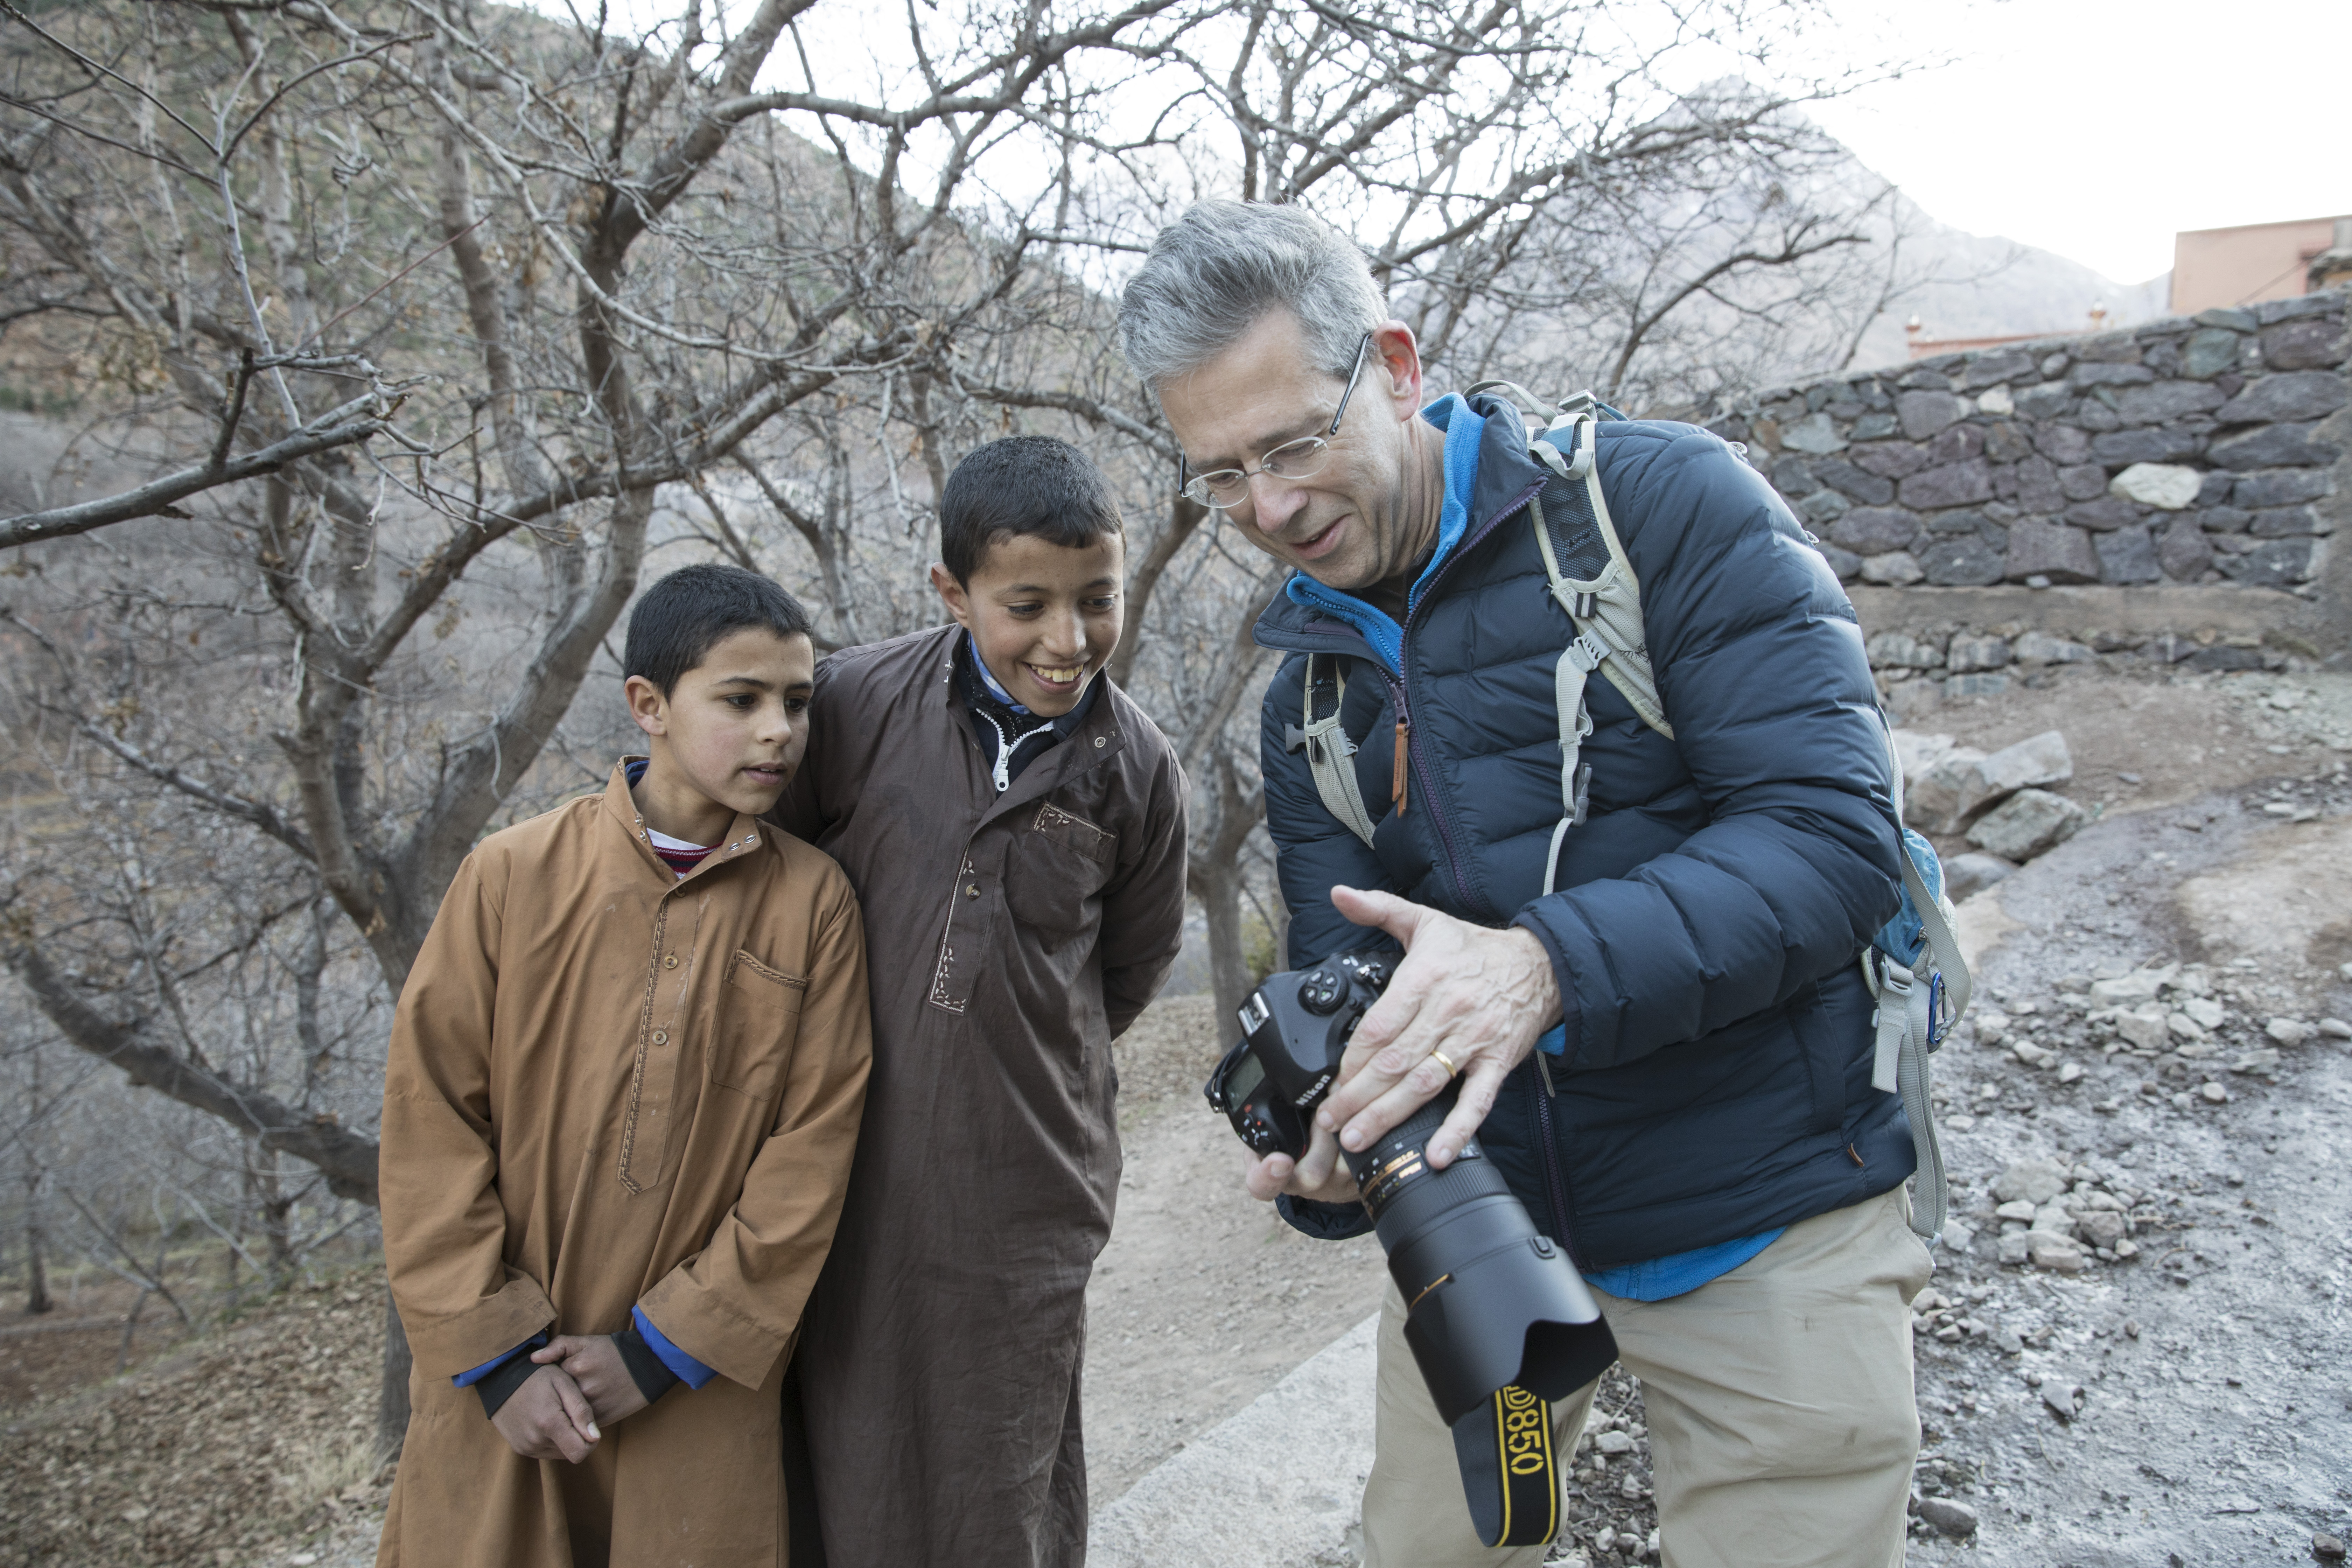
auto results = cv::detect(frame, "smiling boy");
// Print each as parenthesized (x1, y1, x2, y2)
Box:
(377, 565, 872, 1568)
(773, 436, 1188, 1568)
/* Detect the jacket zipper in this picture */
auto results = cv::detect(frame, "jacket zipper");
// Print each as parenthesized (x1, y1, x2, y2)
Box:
(1530, 1078, 1582, 1264)
(1391, 478, 1547, 922)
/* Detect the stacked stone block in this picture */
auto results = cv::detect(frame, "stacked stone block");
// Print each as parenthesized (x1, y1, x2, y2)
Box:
(1700, 293, 2348, 593)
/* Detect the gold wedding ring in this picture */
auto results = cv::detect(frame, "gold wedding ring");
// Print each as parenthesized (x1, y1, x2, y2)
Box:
(1430, 1049, 1460, 1079)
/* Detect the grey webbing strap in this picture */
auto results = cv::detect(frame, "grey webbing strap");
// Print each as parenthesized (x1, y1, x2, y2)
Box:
(1869, 713, 1970, 1241)
(1301, 654, 1381, 848)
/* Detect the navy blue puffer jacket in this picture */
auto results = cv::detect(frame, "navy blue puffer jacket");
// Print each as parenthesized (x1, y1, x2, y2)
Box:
(1258, 392, 1911, 1269)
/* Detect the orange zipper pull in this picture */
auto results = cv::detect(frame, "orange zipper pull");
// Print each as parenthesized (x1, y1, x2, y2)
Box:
(1393, 719, 1409, 814)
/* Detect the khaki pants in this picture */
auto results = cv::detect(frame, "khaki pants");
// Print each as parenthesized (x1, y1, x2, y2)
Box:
(1362, 1188, 1932, 1568)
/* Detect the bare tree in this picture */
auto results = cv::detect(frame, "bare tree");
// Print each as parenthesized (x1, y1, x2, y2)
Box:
(0, 0, 1910, 1457)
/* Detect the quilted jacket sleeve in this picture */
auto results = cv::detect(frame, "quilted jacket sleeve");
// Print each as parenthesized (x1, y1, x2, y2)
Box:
(1512, 427, 1903, 1074)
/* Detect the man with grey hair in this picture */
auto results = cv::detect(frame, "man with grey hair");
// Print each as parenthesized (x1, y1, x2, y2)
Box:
(1120, 198, 1930, 1568)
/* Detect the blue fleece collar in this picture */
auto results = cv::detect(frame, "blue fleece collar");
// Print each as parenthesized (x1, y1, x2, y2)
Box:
(1282, 394, 1485, 676)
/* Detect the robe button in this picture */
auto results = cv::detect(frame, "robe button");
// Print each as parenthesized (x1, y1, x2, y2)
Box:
(652, 1029, 670, 1046)
(663, 953, 678, 969)
(965, 883, 980, 898)
(1094, 736, 1106, 748)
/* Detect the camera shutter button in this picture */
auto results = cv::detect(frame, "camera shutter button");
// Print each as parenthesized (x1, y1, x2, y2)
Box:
(1531, 1236, 1557, 1259)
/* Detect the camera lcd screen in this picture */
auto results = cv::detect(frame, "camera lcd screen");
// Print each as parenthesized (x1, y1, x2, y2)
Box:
(1225, 1051, 1266, 1104)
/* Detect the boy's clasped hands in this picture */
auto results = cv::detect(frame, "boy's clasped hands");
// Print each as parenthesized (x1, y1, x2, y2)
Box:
(490, 1336, 649, 1462)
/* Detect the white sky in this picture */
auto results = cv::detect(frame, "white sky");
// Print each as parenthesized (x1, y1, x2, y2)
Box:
(539, 0, 2352, 288)
(1808, 0, 2352, 285)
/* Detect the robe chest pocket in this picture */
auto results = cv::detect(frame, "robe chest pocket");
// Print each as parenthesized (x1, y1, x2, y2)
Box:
(714, 950, 805, 1100)
(1003, 803, 1118, 939)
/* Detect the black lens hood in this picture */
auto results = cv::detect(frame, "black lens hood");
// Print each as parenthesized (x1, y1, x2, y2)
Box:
(1400, 1230, 1619, 1428)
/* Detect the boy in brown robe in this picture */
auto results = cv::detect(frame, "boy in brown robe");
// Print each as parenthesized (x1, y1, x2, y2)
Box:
(775, 436, 1188, 1567)
(377, 565, 872, 1568)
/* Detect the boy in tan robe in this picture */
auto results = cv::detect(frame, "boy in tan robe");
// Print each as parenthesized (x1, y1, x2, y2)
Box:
(775, 436, 1188, 1568)
(377, 565, 871, 1568)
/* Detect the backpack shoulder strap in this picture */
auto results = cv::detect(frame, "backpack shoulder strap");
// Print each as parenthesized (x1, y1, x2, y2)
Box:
(1288, 652, 1381, 848)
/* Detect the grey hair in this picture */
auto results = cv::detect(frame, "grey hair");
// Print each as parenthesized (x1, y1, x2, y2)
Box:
(1118, 201, 1386, 393)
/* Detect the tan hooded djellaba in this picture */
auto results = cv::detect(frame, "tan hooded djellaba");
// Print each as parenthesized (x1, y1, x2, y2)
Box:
(771, 625, 1188, 1568)
(377, 763, 872, 1568)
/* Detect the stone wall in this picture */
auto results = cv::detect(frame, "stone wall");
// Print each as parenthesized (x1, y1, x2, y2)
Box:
(1699, 291, 2349, 608)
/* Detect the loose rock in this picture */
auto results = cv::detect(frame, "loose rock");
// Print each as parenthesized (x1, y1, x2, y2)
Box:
(1915, 1498, 1979, 1538)
(1968, 789, 2086, 862)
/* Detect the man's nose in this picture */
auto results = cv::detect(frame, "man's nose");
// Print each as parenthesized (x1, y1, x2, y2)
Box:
(1247, 468, 1309, 533)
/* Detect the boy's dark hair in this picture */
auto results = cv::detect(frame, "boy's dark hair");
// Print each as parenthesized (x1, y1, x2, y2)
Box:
(940, 435, 1124, 583)
(625, 564, 813, 695)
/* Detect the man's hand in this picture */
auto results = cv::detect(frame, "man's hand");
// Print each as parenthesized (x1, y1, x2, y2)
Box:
(533, 1335, 650, 1428)
(1312, 886, 1560, 1170)
(489, 1364, 601, 1462)
(1241, 1118, 1362, 1206)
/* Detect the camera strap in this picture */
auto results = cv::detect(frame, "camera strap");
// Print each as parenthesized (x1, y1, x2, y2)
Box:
(1450, 1383, 1561, 1548)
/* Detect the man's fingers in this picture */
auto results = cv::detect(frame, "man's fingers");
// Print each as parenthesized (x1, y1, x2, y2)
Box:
(1423, 1059, 1507, 1169)
(1329, 884, 1423, 944)
(1293, 1119, 1340, 1191)
(1242, 1150, 1295, 1203)
(532, 1335, 592, 1365)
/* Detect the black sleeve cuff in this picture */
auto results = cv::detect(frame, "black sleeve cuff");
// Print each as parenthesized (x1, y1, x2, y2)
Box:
(1275, 1193, 1377, 1241)
(612, 1325, 682, 1405)
(475, 1349, 544, 1418)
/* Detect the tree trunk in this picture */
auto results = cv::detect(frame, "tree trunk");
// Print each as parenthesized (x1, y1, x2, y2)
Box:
(377, 1289, 413, 1462)
(22, 1048, 52, 1315)
(1198, 855, 1253, 1034)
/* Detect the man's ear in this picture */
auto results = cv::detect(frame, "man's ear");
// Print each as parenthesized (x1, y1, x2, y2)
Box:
(929, 561, 976, 631)
(623, 673, 667, 738)
(1371, 321, 1424, 420)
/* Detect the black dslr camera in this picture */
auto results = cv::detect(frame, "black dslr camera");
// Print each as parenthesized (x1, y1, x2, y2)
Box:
(1205, 952, 1617, 1442)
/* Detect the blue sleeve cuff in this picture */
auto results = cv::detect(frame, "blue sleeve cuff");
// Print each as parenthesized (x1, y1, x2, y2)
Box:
(631, 1305, 718, 1391)
(451, 1330, 548, 1387)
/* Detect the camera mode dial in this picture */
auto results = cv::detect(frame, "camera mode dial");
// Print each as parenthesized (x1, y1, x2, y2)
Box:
(1297, 968, 1347, 1015)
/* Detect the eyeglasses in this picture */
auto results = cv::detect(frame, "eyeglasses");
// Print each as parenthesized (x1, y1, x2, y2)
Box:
(1178, 332, 1374, 510)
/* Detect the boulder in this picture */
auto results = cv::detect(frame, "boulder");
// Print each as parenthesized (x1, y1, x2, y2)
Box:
(1945, 636, 2013, 674)
(1859, 550, 1923, 585)
(2113, 380, 2225, 424)
(1868, 635, 1945, 672)
(1919, 536, 2007, 586)
(2107, 462, 2202, 509)
(2217, 538, 2312, 588)
(2231, 468, 2333, 508)
(1967, 789, 2085, 861)
(1899, 458, 1995, 511)
(2095, 524, 2163, 584)
(2011, 631, 2092, 664)
(1829, 507, 1923, 555)
(2214, 371, 2348, 425)
(2064, 496, 2143, 531)
(1981, 730, 2073, 793)
(1905, 747, 1991, 833)
(1896, 389, 1966, 440)
(1779, 411, 1847, 454)
(2093, 426, 2204, 464)
(1992, 1157, 2069, 1205)
(2181, 327, 2243, 379)
(2004, 522, 2098, 583)
(1889, 728, 1955, 777)
(2208, 421, 2338, 470)
(2157, 515, 2215, 581)
(2258, 316, 2347, 371)
(1941, 852, 2016, 902)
